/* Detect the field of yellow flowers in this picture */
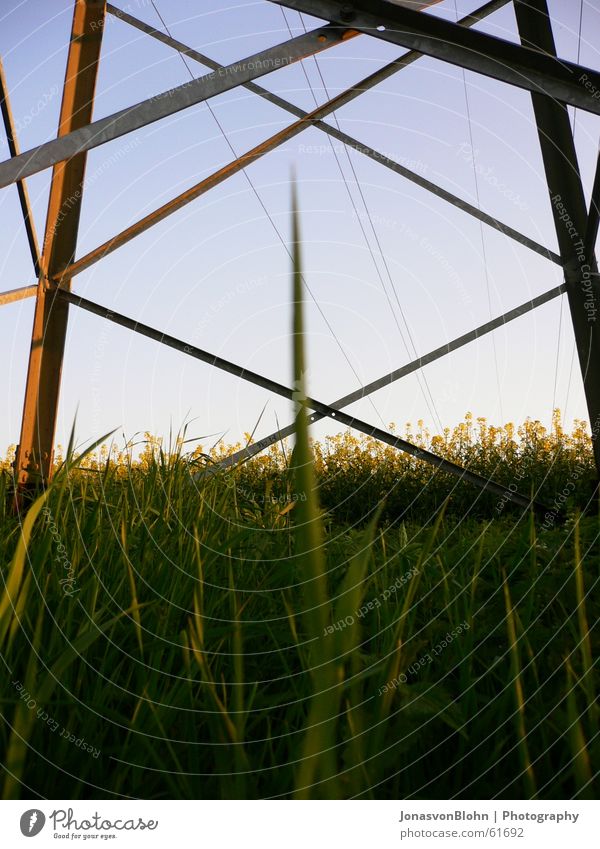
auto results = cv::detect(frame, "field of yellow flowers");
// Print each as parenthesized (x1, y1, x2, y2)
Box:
(4, 409, 587, 524)
(232, 410, 597, 523)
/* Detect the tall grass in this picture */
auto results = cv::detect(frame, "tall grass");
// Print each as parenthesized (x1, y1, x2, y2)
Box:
(0, 200, 598, 800)
(1, 442, 598, 799)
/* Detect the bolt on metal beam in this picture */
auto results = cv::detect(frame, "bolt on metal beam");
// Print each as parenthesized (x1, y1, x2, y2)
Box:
(268, 0, 600, 116)
(57, 286, 548, 513)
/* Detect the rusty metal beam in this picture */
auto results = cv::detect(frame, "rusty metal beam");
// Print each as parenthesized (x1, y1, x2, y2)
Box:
(61, 118, 558, 283)
(60, 118, 558, 283)
(14, 0, 106, 490)
(0, 57, 41, 276)
(57, 286, 547, 513)
(0, 285, 38, 307)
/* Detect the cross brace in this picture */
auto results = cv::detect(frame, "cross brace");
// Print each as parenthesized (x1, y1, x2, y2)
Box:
(268, 0, 600, 115)
(55, 285, 548, 513)
(217, 283, 566, 469)
(55, 0, 558, 284)
(0, 24, 354, 190)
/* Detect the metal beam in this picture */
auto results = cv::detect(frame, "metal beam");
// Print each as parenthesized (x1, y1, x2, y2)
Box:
(59, 112, 559, 286)
(0, 57, 41, 275)
(269, 0, 600, 116)
(513, 0, 600, 475)
(585, 148, 600, 263)
(58, 3, 558, 283)
(308, 125, 559, 265)
(0, 284, 37, 307)
(107, 0, 507, 115)
(56, 286, 545, 512)
(215, 283, 566, 469)
(102, 0, 559, 268)
(14, 0, 106, 490)
(0, 24, 353, 190)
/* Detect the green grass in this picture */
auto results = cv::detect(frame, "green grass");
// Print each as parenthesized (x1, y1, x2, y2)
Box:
(0, 462, 598, 799)
(0, 199, 598, 799)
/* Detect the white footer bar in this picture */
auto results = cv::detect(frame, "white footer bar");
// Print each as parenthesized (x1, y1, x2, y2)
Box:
(0, 800, 596, 847)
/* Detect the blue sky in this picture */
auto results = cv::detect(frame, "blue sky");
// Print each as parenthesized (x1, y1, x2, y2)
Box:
(1, 0, 599, 458)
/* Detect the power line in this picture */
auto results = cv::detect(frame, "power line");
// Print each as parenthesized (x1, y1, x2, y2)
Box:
(288, 8, 444, 432)
(149, 0, 388, 429)
(453, 0, 504, 423)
